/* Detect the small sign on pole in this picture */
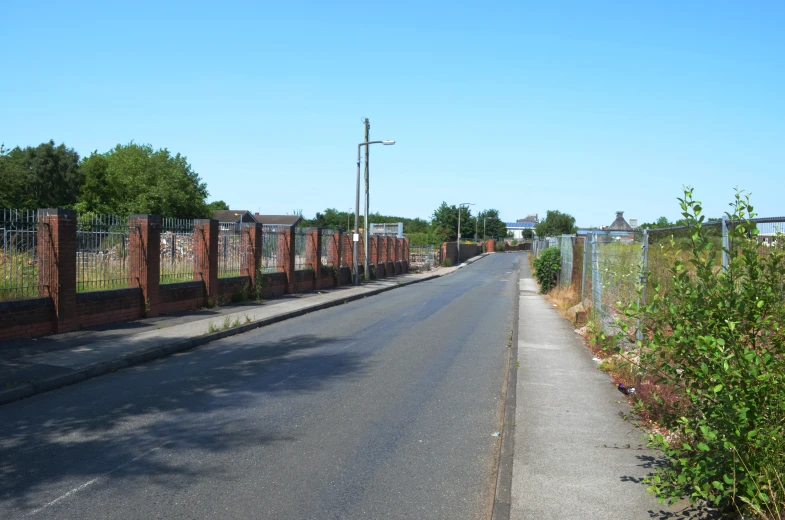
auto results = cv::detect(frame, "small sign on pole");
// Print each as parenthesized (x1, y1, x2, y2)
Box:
(353, 233, 360, 242)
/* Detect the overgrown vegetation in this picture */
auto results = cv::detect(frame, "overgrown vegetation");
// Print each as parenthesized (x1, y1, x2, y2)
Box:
(614, 189, 784, 518)
(531, 247, 561, 293)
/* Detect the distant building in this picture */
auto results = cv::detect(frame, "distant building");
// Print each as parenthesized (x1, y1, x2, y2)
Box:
(577, 211, 636, 242)
(517, 214, 539, 224)
(506, 221, 536, 240)
(253, 214, 303, 229)
(213, 210, 257, 231)
(608, 211, 633, 232)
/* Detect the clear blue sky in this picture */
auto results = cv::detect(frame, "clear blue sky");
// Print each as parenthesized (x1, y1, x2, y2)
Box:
(2, 1, 783, 227)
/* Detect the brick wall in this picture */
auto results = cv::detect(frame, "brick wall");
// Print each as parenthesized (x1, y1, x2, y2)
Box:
(0, 298, 54, 341)
(1, 215, 411, 342)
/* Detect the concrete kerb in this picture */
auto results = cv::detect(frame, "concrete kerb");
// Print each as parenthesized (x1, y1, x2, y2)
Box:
(0, 271, 447, 407)
(491, 255, 520, 520)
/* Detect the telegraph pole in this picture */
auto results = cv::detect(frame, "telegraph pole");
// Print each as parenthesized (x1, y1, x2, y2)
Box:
(363, 118, 371, 280)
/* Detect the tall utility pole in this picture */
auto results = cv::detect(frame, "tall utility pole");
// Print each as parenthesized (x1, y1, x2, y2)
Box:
(363, 118, 371, 280)
(475, 217, 478, 240)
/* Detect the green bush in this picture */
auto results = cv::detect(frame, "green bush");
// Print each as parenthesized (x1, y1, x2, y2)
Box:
(531, 246, 560, 293)
(624, 189, 784, 518)
(442, 257, 453, 267)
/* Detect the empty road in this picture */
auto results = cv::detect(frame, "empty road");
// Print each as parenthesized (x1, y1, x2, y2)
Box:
(0, 254, 520, 519)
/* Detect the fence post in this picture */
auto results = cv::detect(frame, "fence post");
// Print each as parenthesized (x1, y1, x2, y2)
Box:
(329, 232, 341, 270)
(343, 233, 353, 274)
(722, 215, 730, 271)
(129, 215, 161, 317)
(591, 234, 602, 324)
(193, 219, 218, 303)
(277, 226, 296, 293)
(37, 209, 77, 332)
(581, 234, 588, 302)
(636, 230, 649, 343)
(305, 228, 321, 282)
(241, 222, 262, 292)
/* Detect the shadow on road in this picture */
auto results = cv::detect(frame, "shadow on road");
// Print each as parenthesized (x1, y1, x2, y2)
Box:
(0, 333, 366, 513)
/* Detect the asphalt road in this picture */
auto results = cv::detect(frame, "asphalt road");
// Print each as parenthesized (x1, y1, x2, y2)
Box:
(0, 253, 520, 520)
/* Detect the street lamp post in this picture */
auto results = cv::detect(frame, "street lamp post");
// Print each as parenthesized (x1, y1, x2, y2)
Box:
(483, 218, 487, 240)
(456, 202, 474, 263)
(354, 140, 395, 285)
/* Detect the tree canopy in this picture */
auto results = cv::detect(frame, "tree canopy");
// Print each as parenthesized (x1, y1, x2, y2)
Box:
(0, 140, 83, 209)
(77, 143, 210, 218)
(534, 210, 578, 237)
(476, 209, 507, 240)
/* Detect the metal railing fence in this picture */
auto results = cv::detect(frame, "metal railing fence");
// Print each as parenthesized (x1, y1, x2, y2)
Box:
(294, 228, 308, 270)
(321, 230, 337, 267)
(77, 213, 133, 292)
(260, 229, 280, 274)
(0, 209, 39, 301)
(410, 244, 435, 271)
(160, 218, 194, 284)
(217, 226, 245, 278)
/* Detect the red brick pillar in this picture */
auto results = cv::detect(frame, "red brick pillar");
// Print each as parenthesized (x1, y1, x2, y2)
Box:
(129, 215, 161, 317)
(402, 239, 409, 273)
(277, 226, 296, 293)
(194, 219, 218, 302)
(342, 233, 353, 269)
(369, 236, 378, 265)
(37, 209, 77, 332)
(305, 228, 321, 281)
(328, 232, 341, 267)
(241, 222, 262, 290)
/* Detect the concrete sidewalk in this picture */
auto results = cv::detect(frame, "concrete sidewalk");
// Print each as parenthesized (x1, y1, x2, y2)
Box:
(509, 257, 692, 520)
(0, 256, 489, 406)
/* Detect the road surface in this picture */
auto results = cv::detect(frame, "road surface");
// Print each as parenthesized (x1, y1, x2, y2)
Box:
(0, 254, 520, 519)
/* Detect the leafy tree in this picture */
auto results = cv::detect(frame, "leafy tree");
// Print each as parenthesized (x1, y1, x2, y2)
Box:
(534, 210, 577, 237)
(0, 140, 82, 209)
(477, 208, 507, 240)
(77, 143, 209, 218)
(431, 202, 474, 242)
(521, 229, 534, 240)
(207, 200, 229, 212)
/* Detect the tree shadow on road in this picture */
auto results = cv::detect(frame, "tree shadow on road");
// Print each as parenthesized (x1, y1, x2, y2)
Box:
(0, 333, 366, 514)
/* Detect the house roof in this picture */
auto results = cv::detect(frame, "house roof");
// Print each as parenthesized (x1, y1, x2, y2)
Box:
(608, 211, 633, 232)
(213, 210, 255, 223)
(253, 214, 303, 227)
(505, 222, 535, 229)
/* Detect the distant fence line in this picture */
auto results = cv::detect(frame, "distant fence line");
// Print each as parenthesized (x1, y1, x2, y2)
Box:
(0, 210, 413, 303)
(530, 216, 785, 337)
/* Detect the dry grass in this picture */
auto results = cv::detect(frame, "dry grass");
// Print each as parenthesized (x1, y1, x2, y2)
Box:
(546, 284, 581, 313)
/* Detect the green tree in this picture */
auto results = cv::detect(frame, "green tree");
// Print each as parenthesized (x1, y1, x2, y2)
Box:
(77, 143, 209, 218)
(207, 200, 229, 212)
(477, 209, 507, 240)
(534, 210, 577, 237)
(0, 140, 82, 209)
(521, 229, 534, 240)
(431, 202, 474, 242)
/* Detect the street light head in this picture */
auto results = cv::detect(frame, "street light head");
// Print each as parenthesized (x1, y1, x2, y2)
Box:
(382, 140, 395, 145)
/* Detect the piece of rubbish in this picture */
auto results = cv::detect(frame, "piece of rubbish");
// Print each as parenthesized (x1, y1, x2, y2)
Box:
(617, 383, 636, 395)
(592, 357, 601, 363)
(492, 431, 500, 437)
